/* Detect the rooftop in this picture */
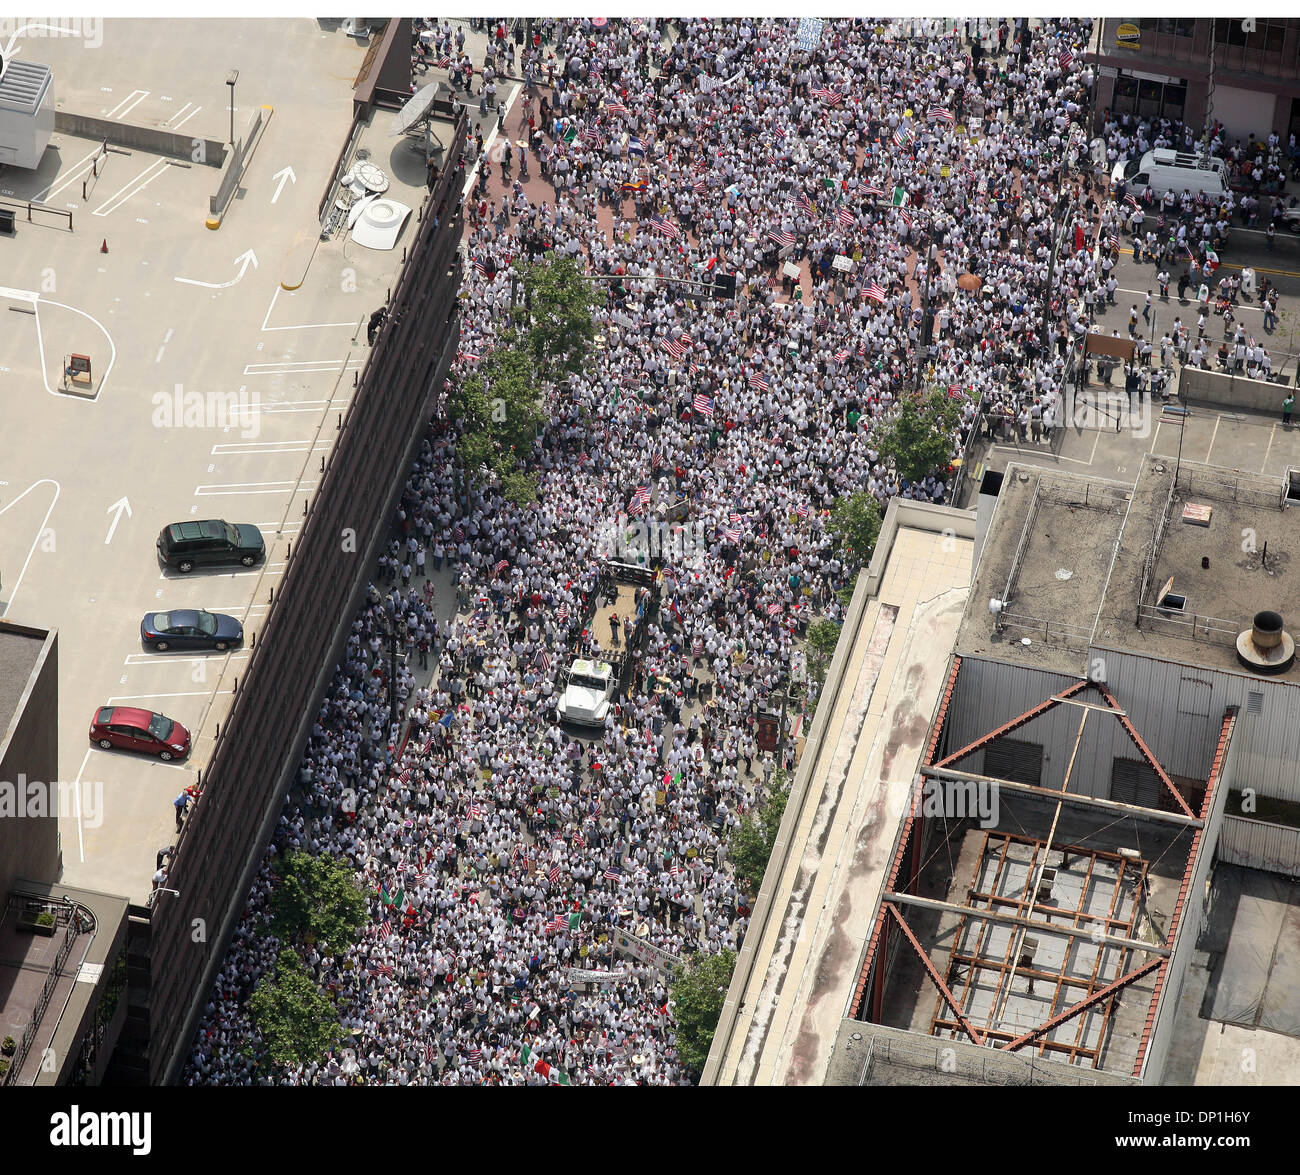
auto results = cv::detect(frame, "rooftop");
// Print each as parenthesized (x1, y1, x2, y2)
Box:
(0, 623, 49, 748)
(959, 453, 1300, 683)
(0, 60, 51, 115)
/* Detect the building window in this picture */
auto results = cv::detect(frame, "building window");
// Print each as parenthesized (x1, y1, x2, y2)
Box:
(1138, 18, 1195, 38)
(1112, 75, 1187, 123)
(1215, 18, 1289, 54)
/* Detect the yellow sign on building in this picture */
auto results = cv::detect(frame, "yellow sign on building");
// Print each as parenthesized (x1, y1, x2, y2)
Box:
(1116, 22, 1141, 49)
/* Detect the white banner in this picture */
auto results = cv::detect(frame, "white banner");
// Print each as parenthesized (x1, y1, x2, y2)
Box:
(612, 927, 682, 975)
(566, 967, 630, 986)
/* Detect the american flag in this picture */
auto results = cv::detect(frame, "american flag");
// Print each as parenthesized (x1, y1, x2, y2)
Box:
(379, 919, 392, 936)
(834, 348, 850, 362)
(495, 559, 509, 574)
(1059, 49, 1075, 70)
(898, 210, 913, 231)
(651, 452, 664, 470)
(630, 486, 651, 513)
(425, 1043, 437, 1064)
(398, 767, 412, 785)
(557, 604, 570, 623)
(472, 258, 490, 277)
(767, 228, 796, 248)
(809, 87, 842, 105)
(797, 190, 813, 214)
(583, 128, 606, 148)
(927, 106, 955, 124)
(729, 511, 742, 524)
(866, 282, 886, 303)
(546, 914, 567, 933)
(535, 649, 551, 671)
(370, 963, 394, 975)
(863, 186, 886, 199)
(650, 214, 681, 240)
(767, 602, 783, 616)
(433, 56, 451, 69)
(467, 804, 483, 820)
(795, 503, 809, 518)
(577, 452, 589, 466)
(661, 336, 689, 359)
(669, 864, 684, 876)
(693, 176, 708, 193)
(838, 206, 856, 229)
(605, 101, 629, 116)
(893, 126, 914, 150)
(749, 372, 770, 391)
(603, 867, 623, 881)
(466, 1046, 483, 1061)
(692, 393, 713, 417)
(1106, 234, 1118, 251)
(722, 526, 741, 543)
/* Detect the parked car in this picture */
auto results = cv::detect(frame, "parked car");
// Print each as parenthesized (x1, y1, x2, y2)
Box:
(89, 706, 191, 761)
(157, 519, 264, 573)
(1283, 204, 1300, 233)
(140, 609, 243, 651)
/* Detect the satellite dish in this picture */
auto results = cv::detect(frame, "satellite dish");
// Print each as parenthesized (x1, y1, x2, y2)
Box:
(988, 598, 1004, 615)
(391, 82, 441, 137)
(352, 199, 411, 250)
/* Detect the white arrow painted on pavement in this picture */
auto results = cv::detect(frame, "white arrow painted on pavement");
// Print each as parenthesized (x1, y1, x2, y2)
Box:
(105, 496, 132, 544)
(175, 250, 259, 289)
(270, 165, 296, 205)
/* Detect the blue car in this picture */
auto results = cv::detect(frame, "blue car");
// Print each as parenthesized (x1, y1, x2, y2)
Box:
(140, 609, 244, 652)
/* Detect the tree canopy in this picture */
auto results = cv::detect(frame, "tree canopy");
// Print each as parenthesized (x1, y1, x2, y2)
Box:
(670, 948, 737, 1078)
(248, 949, 344, 1069)
(827, 491, 883, 567)
(873, 386, 964, 484)
(268, 850, 367, 952)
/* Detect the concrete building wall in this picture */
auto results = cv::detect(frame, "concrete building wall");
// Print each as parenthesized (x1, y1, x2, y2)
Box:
(1140, 712, 1236, 1084)
(1218, 815, 1300, 875)
(1095, 647, 1300, 804)
(0, 624, 59, 895)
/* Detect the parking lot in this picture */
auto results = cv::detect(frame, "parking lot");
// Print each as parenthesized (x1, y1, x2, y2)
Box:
(0, 20, 419, 901)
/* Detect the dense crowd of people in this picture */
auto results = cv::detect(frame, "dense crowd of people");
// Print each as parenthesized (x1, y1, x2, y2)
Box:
(187, 16, 1115, 1086)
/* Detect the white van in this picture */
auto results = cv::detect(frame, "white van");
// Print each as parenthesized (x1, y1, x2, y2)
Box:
(1111, 149, 1229, 201)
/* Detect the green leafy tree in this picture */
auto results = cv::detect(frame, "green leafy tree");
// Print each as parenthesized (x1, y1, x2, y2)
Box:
(515, 254, 600, 383)
(269, 851, 367, 951)
(827, 491, 883, 567)
(727, 770, 792, 892)
(500, 469, 539, 507)
(449, 332, 546, 489)
(248, 950, 344, 1069)
(873, 386, 964, 484)
(670, 948, 737, 1078)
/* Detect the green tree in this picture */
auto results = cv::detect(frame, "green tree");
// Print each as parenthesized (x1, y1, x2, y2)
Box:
(515, 254, 600, 384)
(449, 331, 546, 490)
(248, 950, 344, 1069)
(873, 386, 964, 484)
(670, 948, 737, 1078)
(827, 491, 883, 567)
(727, 769, 792, 892)
(269, 851, 367, 952)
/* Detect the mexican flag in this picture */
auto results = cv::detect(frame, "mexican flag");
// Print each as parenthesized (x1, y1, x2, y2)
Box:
(567, 911, 583, 932)
(379, 887, 405, 909)
(521, 1045, 572, 1085)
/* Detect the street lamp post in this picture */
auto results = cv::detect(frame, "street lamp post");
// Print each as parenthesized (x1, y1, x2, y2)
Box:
(914, 241, 937, 391)
(226, 69, 239, 149)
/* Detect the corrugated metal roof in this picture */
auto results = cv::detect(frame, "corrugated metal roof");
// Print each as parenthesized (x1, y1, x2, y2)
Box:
(0, 60, 53, 115)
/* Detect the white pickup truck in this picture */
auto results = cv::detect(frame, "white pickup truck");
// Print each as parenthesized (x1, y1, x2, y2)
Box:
(556, 657, 619, 728)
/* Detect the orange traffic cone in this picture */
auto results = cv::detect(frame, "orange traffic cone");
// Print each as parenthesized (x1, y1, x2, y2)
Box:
(100, 239, 108, 253)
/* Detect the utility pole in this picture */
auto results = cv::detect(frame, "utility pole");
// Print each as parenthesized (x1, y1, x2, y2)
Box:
(914, 240, 937, 391)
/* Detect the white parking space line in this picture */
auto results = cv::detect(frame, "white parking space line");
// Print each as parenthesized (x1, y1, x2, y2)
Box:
(104, 89, 149, 119)
(93, 158, 171, 216)
(1205, 414, 1222, 464)
(243, 360, 363, 375)
(108, 690, 234, 701)
(35, 146, 103, 201)
(124, 651, 251, 666)
(157, 565, 285, 581)
(211, 440, 333, 454)
(1262, 423, 1279, 473)
(155, 327, 174, 363)
(194, 482, 316, 495)
(70, 747, 92, 863)
(171, 105, 203, 131)
(33, 296, 118, 399)
(0, 479, 60, 618)
(261, 400, 352, 414)
(260, 286, 360, 332)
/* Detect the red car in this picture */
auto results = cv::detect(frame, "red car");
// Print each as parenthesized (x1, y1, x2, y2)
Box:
(89, 706, 191, 761)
